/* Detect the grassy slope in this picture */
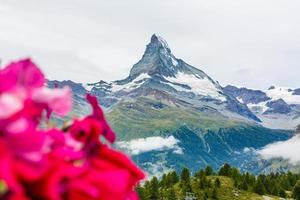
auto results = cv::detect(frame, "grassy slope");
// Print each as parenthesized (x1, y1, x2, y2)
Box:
(185, 176, 284, 200)
(106, 97, 247, 141)
(211, 176, 283, 200)
(107, 96, 294, 174)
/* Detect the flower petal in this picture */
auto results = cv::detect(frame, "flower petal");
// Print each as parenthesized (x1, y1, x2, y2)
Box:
(0, 93, 23, 119)
(0, 58, 45, 92)
(32, 87, 72, 116)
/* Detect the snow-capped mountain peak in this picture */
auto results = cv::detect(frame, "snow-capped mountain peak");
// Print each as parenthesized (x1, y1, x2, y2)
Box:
(150, 34, 171, 51)
(53, 35, 261, 123)
(224, 85, 300, 129)
(112, 34, 227, 100)
(128, 34, 180, 79)
(266, 86, 300, 105)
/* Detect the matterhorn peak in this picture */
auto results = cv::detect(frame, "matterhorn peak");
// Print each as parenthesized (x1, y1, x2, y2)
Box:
(128, 34, 217, 82)
(150, 34, 171, 51)
(128, 34, 179, 78)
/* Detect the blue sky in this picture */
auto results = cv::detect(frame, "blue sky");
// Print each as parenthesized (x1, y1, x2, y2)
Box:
(0, 0, 299, 89)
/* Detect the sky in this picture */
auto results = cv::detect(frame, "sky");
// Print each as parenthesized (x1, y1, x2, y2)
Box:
(0, 0, 299, 89)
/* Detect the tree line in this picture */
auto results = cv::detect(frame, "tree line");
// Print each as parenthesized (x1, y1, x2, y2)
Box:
(136, 163, 300, 200)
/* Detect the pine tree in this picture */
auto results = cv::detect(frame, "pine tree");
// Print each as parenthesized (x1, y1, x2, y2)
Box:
(149, 177, 159, 200)
(270, 184, 278, 196)
(230, 168, 241, 180)
(279, 189, 286, 198)
(180, 167, 192, 195)
(279, 176, 290, 190)
(218, 163, 231, 177)
(233, 178, 239, 188)
(199, 176, 210, 189)
(195, 169, 205, 179)
(136, 184, 147, 200)
(170, 171, 179, 185)
(293, 180, 300, 200)
(245, 172, 255, 187)
(199, 177, 205, 190)
(214, 178, 221, 188)
(205, 166, 214, 176)
(160, 174, 167, 188)
(166, 187, 177, 200)
(264, 177, 274, 194)
(143, 181, 152, 200)
(253, 178, 266, 195)
(181, 167, 191, 183)
(239, 179, 248, 191)
(288, 171, 298, 189)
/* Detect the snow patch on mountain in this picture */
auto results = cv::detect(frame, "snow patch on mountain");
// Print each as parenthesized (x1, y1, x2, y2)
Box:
(171, 56, 178, 66)
(237, 97, 244, 104)
(111, 73, 151, 92)
(117, 136, 183, 155)
(247, 102, 269, 114)
(83, 84, 94, 91)
(266, 87, 300, 104)
(165, 72, 226, 101)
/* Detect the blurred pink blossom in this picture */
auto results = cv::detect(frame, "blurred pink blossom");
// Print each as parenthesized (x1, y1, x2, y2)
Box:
(0, 58, 145, 200)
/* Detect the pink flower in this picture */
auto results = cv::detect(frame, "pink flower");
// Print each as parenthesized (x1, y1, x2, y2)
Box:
(0, 58, 72, 119)
(27, 145, 145, 200)
(6, 128, 47, 161)
(69, 94, 116, 146)
(69, 117, 104, 144)
(92, 145, 145, 186)
(0, 58, 44, 93)
(86, 94, 116, 143)
(0, 58, 144, 200)
(47, 129, 84, 161)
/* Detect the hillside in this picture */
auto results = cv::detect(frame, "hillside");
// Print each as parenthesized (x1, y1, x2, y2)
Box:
(108, 96, 292, 174)
(137, 164, 299, 200)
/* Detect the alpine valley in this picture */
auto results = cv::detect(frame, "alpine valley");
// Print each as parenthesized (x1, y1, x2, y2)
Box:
(48, 35, 300, 176)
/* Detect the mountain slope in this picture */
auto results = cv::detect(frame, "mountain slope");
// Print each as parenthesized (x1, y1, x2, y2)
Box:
(48, 34, 296, 175)
(109, 96, 291, 174)
(224, 85, 300, 129)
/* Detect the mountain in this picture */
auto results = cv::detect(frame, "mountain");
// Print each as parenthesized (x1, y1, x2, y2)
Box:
(85, 34, 261, 123)
(48, 34, 296, 175)
(224, 85, 300, 130)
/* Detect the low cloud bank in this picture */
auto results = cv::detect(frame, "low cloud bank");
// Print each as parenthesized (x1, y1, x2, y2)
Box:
(117, 136, 183, 155)
(258, 135, 300, 165)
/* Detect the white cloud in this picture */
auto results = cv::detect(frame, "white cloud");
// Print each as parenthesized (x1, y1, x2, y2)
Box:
(243, 147, 255, 153)
(143, 161, 173, 179)
(258, 135, 300, 165)
(117, 136, 183, 155)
